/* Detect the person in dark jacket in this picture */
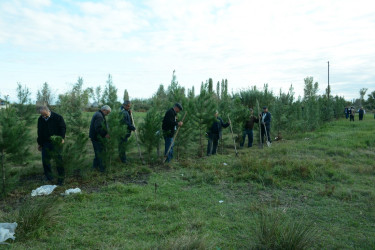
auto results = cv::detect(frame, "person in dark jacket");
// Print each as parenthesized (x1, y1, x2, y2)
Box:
(240, 108, 259, 148)
(344, 106, 349, 119)
(162, 103, 183, 162)
(358, 107, 364, 121)
(119, 100, 136, 163)
(260, 106, 272, 144)
(37, 106, 66, 185)
(207, 111, 230, 156)
(89, 105, 111, 172)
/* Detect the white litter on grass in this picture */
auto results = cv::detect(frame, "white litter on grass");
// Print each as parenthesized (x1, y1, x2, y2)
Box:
(0, 222, 17, 244)
(219, 200, 224, 203)
(61, 188, 82, 196)
(31, 185, 57, 197)
(223, 163, 228, 166)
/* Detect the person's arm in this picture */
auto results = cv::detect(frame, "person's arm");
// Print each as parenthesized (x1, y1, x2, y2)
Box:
(125, 112, 136, 131)
(58, 115, 66, 139)
(220, 118, 230, 128)
(37, 117, 42, 146)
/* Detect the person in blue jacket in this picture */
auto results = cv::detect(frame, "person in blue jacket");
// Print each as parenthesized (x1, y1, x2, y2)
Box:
(207, 110, 230, 156)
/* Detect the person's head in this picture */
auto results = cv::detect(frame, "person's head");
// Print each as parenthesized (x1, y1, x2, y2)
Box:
(123, 100, 131, 110)
(263, 106, 268, 112)
(215, 110, 219, 118)
(249, 108, 254, 115)
(101, 105, 111, 116)
(38, 106, 50, 118)
(173, 103, 183, 113)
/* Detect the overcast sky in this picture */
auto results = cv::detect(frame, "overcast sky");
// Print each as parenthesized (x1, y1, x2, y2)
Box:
(1, 0, 374, 102)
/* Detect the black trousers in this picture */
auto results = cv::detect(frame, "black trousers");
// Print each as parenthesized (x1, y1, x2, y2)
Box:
(207, 133, 220, 156)
(42, 142, 64, 182)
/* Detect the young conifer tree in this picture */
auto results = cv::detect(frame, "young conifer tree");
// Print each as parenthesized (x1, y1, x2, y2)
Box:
(56, 77, 92, 177)
(228, 97, 248, 148)
(103, 104, 129, 169)
(139, 108, 163, 163)
(0, 102, 31, 195)
(191, 83, 216, 157)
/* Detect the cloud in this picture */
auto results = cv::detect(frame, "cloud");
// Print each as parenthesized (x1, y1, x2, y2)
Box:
(0, 0, 374, 100)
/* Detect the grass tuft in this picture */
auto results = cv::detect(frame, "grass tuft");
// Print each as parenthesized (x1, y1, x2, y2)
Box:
(15, 197, 58, 241)
(253, 210, 319, 250)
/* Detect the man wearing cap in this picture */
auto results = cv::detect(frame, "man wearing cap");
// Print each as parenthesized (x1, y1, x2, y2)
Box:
(240, 108, 259, 148)
(206, 110, 230, 156)
(260, 106, 272, 144)
(162, 103, 183, 162)
(119, 100, 136, 163)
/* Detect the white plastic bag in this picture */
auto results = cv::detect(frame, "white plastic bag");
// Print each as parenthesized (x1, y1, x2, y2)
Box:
(0, 222, 17, 244)
(61, 188, 81, 196)
(31, 185, 57, 197)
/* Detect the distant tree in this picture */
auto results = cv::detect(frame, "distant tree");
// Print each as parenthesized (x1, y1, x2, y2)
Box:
(94, 86, 102, 106)
(208, 78, 213, 94)
(16, 83, 31, 104)
(36, 82, 54, 106)
(101, 74, 118, 107)
(167, 70, 186, 105)
(216, 81, 220, 99)
(366, 90, 375, 110)
(359, 88, 368, 106)
(15, 83, 35, 124)
(303, 77, 320, 131)
(123, 89, 129, 103)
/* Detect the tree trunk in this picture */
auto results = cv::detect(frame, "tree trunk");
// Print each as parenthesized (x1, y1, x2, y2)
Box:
(1, 150, 5, 194)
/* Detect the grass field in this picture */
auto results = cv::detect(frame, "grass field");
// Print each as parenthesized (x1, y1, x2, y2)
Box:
(1, 114, 375, 249)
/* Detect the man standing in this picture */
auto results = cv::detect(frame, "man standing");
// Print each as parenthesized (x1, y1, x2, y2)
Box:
(119, 100, 136, 163)
(89, 105, 111, 172)
(344, 106, 349, 119)
(260, 106, 272, 144)
(358, 107, 364, 121)
(207, 110, 230, 156)
(349, 106, 355, 122)
(240, 108, 259, 148)
(162, 103, 183, 162)
(37, 106, 66, 185)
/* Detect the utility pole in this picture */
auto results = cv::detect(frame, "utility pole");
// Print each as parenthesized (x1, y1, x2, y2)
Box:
(327, 61, 330, 99)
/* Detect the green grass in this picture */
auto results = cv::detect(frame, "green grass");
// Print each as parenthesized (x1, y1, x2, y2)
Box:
(1, 115, 375, 248)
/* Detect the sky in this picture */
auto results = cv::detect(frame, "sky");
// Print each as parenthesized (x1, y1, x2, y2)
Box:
(1, 0, 374, 103)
